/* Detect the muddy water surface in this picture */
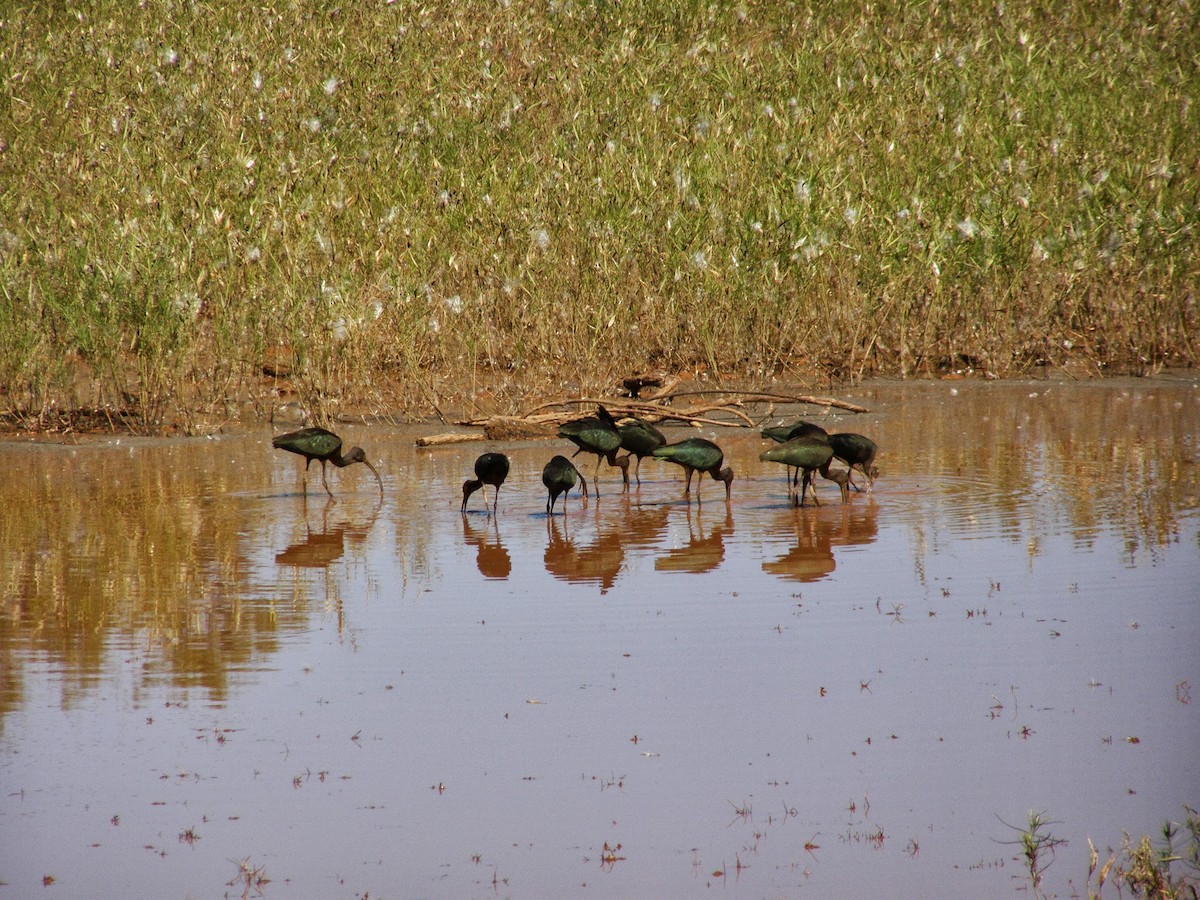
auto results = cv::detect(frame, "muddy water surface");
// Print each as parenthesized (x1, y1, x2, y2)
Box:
(2, 379, 1198, 898)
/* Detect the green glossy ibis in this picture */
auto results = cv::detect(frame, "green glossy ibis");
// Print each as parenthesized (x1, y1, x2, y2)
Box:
(760, 420, 829, 444)
(828, 432, 879, 492)
(557, 404, 629, 494)
(760, 436, 834, 506)
(542, 451, 588, 513)
(542, 454, 589, 514)
(651, 438, 734, 503)
(272, 427, 382, 498)
(616, 416, 666, 486)
(761, 421, 830, 488)
(462, 452, 511, 514)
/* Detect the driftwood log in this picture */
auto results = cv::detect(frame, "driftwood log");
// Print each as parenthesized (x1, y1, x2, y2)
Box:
(414, 432, 484, 447)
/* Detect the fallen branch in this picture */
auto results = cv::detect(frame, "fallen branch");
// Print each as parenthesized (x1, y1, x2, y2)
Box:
(441, 386, 868, 443)
(652, 388, 870, 413)
(414, 432, 484, 447)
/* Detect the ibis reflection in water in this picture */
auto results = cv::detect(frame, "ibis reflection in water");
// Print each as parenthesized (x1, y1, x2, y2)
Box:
(275, 491, 382, 569)
(763, 499, 880, 582)
(655, 506, 734, 574)
(462, 514, 511, 579)
(543, 512, 624, 594)
(272, 427, 383, 498)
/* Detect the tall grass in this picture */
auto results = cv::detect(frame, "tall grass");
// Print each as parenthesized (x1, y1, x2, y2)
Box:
(1, 0, 1196, 427)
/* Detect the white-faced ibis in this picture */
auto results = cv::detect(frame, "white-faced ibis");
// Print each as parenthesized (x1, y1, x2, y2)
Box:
(828, 432, 879, 492)
(616, 416, 666, 486)
(462, 452, 511, 514)
(272, 427, 382, 498)
(761, 421, 830, 488)
(760, 436, 834, 506)
(651, 437, 734, 503)
(557, 404, 629, 494)
(542, 454, 589, 514)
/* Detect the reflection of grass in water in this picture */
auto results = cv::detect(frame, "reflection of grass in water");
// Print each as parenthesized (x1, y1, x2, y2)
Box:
(0, 440, 416, 719)
(1, 2, 1197, 427)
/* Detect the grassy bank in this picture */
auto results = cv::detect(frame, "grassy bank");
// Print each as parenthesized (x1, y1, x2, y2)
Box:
(1, 0, 1196, 429)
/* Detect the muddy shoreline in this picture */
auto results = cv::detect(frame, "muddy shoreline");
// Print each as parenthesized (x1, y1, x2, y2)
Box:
(3, 369, 1196, 444)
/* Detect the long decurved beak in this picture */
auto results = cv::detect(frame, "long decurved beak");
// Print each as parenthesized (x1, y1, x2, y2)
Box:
(364, 458, 383, 495)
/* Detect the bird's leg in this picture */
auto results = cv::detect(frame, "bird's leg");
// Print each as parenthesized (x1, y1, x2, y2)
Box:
(847, 467, 865, 492)
(684, 468, 694, 495)
(491, 486, 500, 515)
(479, 483, 489, 512)
(320, 460, 335, 499)
(634, 455, 642, 486)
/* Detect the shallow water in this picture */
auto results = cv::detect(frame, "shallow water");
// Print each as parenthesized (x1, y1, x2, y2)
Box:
(2, 378, 1198, 898)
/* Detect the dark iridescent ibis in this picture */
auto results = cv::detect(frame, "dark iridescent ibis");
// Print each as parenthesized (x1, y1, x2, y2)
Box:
(828, 432, 879, 492)
(557, 404, 629, 494)
(651, 438, 734, 503)
(760, 420, 830, 444)
(462, 452, 511, 514)
(760, 436, 834, 506)
(616, 416, 666, 486)
(542, 454, 589, 514)
(272, 427, 382, 498)
(761, 421, 830, 488)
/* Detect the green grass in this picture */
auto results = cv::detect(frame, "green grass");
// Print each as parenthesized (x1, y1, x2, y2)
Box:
(1, 0, 1197, 428)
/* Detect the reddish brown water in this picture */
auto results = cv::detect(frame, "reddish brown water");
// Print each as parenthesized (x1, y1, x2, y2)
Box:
(2, 378, 1198, 898)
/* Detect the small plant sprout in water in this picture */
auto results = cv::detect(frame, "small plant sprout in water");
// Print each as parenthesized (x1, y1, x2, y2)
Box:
(996, 810, 1068, 900)
(728, 799, 753, 825)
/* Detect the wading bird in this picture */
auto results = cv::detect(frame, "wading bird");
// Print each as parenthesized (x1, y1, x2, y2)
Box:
(760, 436, 834, 507)
(462, 452, 511, 514)
(616, 416, 667, 487)
(542, 454, 589, 514)
(828, 432, 879, 492)
(760, 420, 829, 444)
(652, 438, 734, 503)
(761, 421, 830, 488)
(272, 427, 383, 498)
(557, 405, 629, 494)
